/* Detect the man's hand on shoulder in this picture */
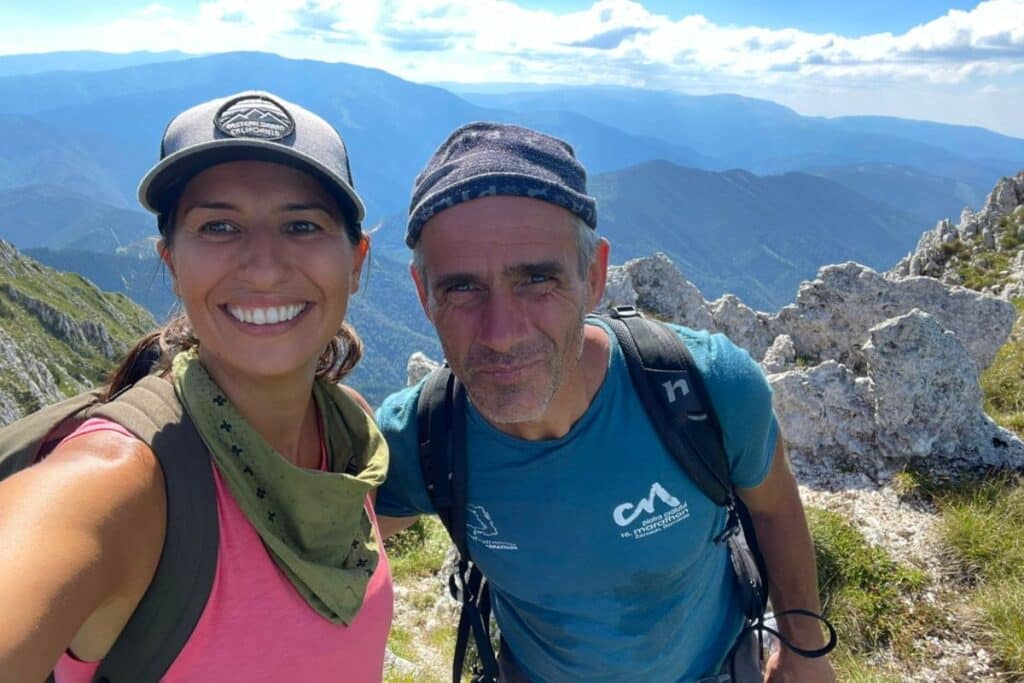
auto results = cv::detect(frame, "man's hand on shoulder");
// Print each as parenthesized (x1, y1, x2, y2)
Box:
(763, 649, 836, 683)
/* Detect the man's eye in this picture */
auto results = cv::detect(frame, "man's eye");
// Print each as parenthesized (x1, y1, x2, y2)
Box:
(527, 274, 552, 284)
(200, 221, 238, 234)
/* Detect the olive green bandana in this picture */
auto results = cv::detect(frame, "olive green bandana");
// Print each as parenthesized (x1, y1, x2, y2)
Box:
(172, 350, 389, 625)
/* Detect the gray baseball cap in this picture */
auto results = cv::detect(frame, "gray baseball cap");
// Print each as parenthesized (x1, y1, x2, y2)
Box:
(138, 91, 365, 231)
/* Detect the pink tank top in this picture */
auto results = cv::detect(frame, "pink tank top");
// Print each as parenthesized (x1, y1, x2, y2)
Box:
(53, 418, 393, 683)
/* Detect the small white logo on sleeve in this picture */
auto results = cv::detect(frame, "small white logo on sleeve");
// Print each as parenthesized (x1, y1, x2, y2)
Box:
(614, 482, 690, 540)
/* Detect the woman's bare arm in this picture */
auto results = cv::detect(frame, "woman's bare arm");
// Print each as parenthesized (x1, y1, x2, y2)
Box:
(0, 430, 166, 682)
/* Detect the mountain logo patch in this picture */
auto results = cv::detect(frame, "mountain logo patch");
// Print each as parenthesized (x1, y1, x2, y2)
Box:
(215, 95, 294, 140)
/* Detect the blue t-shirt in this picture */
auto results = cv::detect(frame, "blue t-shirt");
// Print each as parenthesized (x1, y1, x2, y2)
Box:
(376, 320, 778, 682)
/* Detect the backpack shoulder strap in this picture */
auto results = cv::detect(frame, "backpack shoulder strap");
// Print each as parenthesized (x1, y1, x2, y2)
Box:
(602, 306, 732, 506)
(0, 389, 105, 479)
(415, 368, 498, 683)
(601, 307, 771, 620)
(89, 375, 218, 683)
(416, 366, 470, 557)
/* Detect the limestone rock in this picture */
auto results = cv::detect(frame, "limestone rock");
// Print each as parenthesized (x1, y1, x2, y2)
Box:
(775, 262, 1013, 372)
(1, 284, 120, 360)
(710, 294, 773, 360)
(773, 310, 1024, 480)
(0, 326, 64, 424)
(761, 334, 795, 374)
(600, 253, 715, 331)
(769, 361, 875, 471)
(983, 172, 1024, 223)
(862, 310, 1024, 472)
(407, 352, 440, 387)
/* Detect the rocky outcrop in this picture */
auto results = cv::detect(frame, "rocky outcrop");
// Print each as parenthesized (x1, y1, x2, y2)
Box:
(598, 253, 1023, 481)
(602, 253, 716, 331)
(773, 310, 1023, 480)
(407, 352, 440, 387)
(774, 263, 1013, 372)
(603, 257, 1014, 373)
(891, 172, 1024, 296)
(1, 284, 120, 360)
(0, 326, 64, 424)
(0, 240, 155, 424)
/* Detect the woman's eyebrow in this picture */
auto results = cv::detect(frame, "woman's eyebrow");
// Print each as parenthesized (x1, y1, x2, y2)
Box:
(281, 201, 334, 213)
(180, 201, 239, 219)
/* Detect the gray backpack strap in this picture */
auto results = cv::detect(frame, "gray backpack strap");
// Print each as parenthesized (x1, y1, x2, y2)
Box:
(0, 390, 105, 479)
(89, 375, 218, 683)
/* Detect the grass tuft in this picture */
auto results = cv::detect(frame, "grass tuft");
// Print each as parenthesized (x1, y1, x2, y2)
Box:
(806, 507, 934, 659)
(385, 516, 452, 581)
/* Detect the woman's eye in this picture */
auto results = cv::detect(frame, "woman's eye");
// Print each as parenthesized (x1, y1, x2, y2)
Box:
(288, 220, 322, 234)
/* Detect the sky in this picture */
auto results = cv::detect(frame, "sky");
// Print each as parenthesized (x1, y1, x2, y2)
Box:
(1, 0, 1022, 137)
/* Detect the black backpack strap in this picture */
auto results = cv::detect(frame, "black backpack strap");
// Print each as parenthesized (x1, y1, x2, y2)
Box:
(89, 375, 218, 683)
(602, 307, 770, 620)
(416, 368, 499, 683)
(602, 307, 732, 505)
(418, 367, 461, 549)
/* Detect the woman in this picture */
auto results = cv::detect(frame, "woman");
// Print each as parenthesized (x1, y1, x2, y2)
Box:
(0, 91, 392, 681)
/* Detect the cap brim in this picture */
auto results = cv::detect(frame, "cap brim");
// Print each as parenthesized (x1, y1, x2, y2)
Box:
(137, 138, 366, 224)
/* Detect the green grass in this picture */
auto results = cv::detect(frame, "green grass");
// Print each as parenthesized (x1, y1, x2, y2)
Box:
(896, 464, 1024, 680)
(940, 475, 1024, 584)
(385, 516, 452, 581)
(806, 507, 935, 660)
(829, 650, 907, 683)
(957, 251, 1012, 290)
(981, 298, 1024, 433)
(973, 580, 1024, 678)
(931, 476, 1024, 680)
(388, 624, 415, 661)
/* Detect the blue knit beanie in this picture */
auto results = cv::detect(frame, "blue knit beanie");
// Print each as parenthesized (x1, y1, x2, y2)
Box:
(406, 122, 597, 247)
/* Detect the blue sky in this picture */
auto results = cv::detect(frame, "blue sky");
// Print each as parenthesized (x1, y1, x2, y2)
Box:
(1, 0, 1021, 136)
(517, 0, 982, 35)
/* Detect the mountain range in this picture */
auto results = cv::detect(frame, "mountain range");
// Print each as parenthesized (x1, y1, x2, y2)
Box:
(0, 50, 1020, 403)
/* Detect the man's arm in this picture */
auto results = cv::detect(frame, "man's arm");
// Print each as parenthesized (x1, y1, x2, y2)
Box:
(377, 514, 421, 539)
(736, 434, 835, 683)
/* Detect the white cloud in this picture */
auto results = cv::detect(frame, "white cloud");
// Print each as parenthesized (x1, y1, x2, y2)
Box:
(0, 0, 1021, 132)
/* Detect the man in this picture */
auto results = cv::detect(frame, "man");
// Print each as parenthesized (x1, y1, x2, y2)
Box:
(376, 122, 834, 683)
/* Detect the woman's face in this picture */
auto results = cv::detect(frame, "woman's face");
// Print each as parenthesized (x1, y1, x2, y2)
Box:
(161, 160, 367, 385)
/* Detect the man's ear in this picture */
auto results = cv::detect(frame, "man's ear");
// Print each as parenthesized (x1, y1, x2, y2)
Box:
(409, 262, 432, 321)
(586, 238, 610, 311)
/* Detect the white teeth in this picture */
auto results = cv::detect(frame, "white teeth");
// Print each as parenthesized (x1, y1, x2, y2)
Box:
(227, 303, 306, 326)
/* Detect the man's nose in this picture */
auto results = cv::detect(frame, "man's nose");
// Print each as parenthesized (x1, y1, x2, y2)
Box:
(476, 288, 529, 353)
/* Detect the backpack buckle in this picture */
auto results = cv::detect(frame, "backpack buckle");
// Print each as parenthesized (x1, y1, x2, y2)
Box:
(610, 305, 640, 319)
(713, 504, 741, 544)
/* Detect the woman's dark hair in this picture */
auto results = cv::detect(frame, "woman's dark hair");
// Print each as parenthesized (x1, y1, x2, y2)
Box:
(106, 179, 365, 398)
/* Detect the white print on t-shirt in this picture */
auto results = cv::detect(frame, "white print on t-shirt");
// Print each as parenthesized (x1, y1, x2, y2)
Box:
(467, 504, 519, 551)
(614, 482, 690, 540)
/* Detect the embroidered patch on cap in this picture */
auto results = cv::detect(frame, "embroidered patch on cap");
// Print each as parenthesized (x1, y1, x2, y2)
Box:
(215, 94, 295, 141)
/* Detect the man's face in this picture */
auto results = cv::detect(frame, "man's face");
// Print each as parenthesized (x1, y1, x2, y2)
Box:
(412, 196, 606, 428)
